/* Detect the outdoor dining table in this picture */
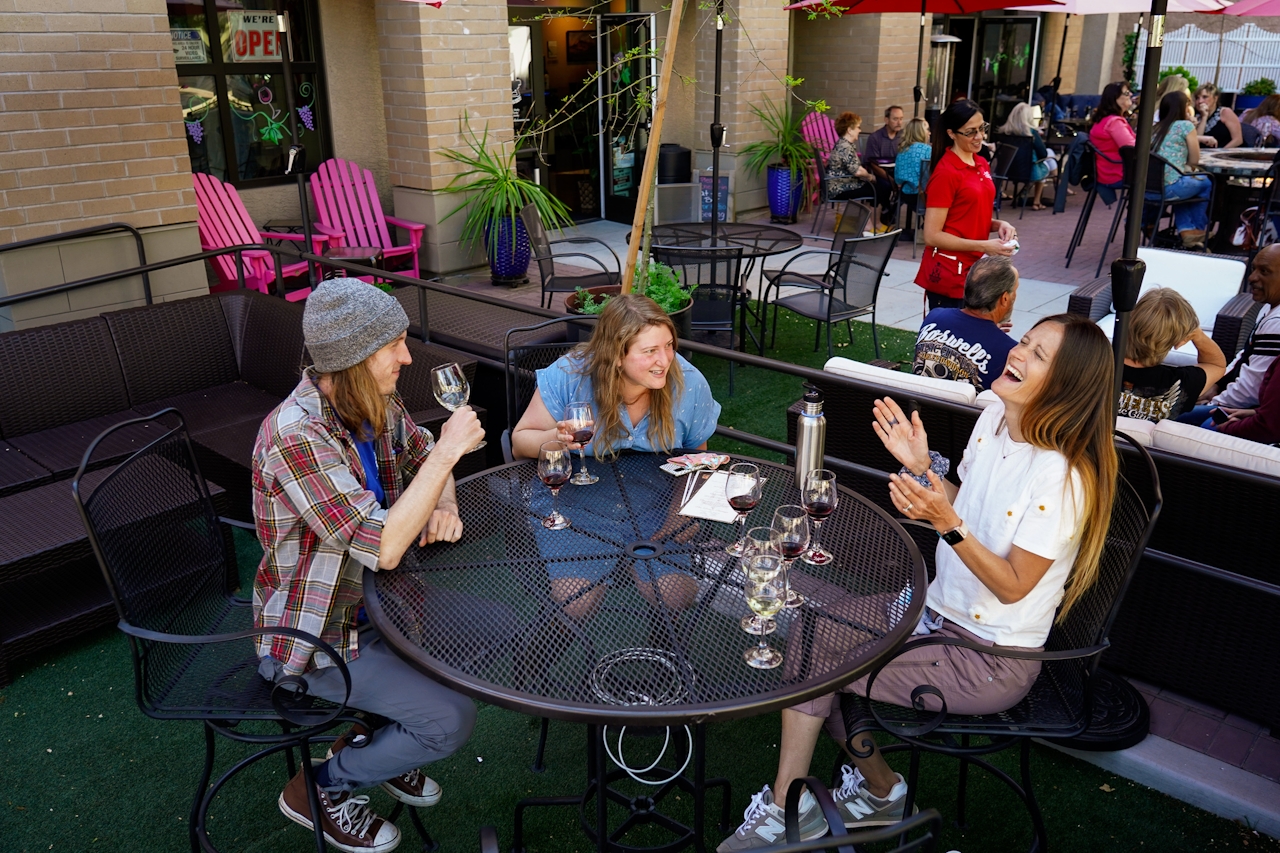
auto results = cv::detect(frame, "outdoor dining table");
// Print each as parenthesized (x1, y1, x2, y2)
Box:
(363, 452, 926, 853)
(1195, 148, 1277, 252)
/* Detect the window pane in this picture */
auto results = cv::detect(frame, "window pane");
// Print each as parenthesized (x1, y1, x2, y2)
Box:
(181, 75, 228, 181)
(219, 0, 314, 65)
(167, 1, 211, 66)
(226, 73, 322, 181)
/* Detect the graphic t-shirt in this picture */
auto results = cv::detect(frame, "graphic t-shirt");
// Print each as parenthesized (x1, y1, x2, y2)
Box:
(1118, 363, 1207, 422)
(912, 308, 1015, 392)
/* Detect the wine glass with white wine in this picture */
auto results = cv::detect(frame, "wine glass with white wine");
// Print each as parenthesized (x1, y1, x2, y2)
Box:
(742, 555, 785, 670)
(431, 362, 485, 452)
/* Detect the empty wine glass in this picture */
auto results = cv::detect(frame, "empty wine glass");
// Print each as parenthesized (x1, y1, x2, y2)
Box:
(740, 537, 781, 636)
(537, 440, 572, 530)
(564, 401, 598, 486)
(431, 362, 486, 453)
(743, 559, 785, 670)
(724, 463, 763, 556)
(772, 505, 809, 609)
(801, 469, 838, 566)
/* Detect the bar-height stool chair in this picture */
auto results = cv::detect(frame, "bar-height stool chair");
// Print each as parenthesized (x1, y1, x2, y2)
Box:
(1064, 141, 1124, 272)
(650, 244, 747, 392)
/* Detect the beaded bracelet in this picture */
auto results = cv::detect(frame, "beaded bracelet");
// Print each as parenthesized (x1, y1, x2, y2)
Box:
(899, 451, 950, 489)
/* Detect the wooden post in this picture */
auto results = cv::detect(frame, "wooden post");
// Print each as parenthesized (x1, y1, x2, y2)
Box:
(620, 0, 688, 293)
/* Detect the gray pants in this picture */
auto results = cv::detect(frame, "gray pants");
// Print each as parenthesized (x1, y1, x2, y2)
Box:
(261, 627, 476, 792)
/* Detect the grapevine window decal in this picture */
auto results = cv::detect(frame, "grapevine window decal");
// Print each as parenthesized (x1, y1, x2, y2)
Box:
(181, 86, 213, 145)
(233, 78, 291, 145)
(297, 80, 316, 132)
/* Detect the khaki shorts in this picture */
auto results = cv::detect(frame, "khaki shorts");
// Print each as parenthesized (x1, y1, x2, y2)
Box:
(789, 601, 1042, 745)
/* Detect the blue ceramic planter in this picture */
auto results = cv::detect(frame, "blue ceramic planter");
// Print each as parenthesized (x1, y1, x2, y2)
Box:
(767, 164, 804, 223)
(486, 215, 530, 284)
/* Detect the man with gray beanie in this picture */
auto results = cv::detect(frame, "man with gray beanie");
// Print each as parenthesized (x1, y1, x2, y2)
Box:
(912, 255, 1019, 392)
(252, 278, 486, 852)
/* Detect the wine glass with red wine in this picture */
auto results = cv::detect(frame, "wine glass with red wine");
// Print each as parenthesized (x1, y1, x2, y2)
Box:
(537, 440, 573, 530)
(564, 401, 598, 486)
(801, 469, 838, 565)
(771, 504, 809, 609)
(724, 463, 763, 556)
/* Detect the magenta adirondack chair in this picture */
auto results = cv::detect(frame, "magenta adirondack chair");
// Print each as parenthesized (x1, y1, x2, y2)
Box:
(192, 172, 323, 302)
(310, 158, 425, 279)
(801, 112, 840, 206)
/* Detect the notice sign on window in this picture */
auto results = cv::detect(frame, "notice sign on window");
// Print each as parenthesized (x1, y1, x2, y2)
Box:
(171, 29, 207, 64)
(228, 13, 284, 63)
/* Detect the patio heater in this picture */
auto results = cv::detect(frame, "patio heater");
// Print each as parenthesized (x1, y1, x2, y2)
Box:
(925, 34, 962, 125)
(709, 0, 726, 244)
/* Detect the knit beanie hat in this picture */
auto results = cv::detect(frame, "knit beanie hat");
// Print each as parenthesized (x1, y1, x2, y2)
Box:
(303, 278, 409, 373)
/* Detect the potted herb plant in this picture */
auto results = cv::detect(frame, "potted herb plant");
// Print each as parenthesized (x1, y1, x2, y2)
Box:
(565, 261, 695, 338)
(441, 116, 573, 285)
(738, 97, 814, 224)
(1236, 78, 1277, 113)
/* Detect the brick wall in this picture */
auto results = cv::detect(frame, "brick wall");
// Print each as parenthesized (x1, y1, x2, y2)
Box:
(0, 0, 197, 246)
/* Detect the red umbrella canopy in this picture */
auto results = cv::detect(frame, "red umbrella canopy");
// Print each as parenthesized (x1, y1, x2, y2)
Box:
(783, 0, 1058, 12)
(1217, 0, 1280, 14)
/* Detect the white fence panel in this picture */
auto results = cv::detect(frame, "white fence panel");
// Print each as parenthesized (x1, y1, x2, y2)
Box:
(1135, 22, 1280, 92)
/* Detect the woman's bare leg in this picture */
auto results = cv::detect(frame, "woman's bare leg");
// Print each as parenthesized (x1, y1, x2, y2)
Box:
(772, 709, 899, 806)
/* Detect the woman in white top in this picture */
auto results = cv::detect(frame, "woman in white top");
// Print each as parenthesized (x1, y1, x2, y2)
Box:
(718, 313, 1118, 851)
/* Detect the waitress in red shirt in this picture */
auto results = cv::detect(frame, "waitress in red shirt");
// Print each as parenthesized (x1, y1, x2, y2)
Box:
(916, 100, 1017, 312)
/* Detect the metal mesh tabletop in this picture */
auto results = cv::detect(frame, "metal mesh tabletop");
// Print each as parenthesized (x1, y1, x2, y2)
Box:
(650, 224, 804, 259)
(366, 454, 925, 726)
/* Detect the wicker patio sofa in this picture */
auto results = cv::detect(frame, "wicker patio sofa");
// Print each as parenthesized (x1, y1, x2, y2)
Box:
(785, 357, 1280, 730)
(0, 289, 484, 686)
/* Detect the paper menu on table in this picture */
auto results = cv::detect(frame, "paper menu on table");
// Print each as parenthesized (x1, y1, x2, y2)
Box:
(677, 470, 739, 524)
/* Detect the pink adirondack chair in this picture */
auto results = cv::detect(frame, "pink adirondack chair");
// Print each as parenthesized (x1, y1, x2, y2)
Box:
(192, 172, 324, 303)
(310, 158, 425, 279)
(801, 112, 840, 206)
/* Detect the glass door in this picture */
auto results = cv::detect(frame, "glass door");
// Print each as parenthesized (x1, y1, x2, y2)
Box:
(597, 13, 657, 224)
(973, 17, 1040, 129)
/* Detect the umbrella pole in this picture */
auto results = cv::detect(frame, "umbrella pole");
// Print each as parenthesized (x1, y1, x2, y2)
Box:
(710, 0, 726, 243)
(914, 0, 926, 118)
(274, 0, 315, 288)
(1112, 0, 1168, 412)
(1053, 15, 1068, 93)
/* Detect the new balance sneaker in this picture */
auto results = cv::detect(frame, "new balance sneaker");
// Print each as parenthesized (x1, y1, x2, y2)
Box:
(326, 725, 443, 808)
(716, 785, 828, 852)
(278, 768, 401, 853)
(831, 764, 916, 828)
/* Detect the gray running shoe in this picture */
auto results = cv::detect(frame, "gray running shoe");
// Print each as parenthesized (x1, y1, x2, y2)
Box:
(716, 786, 828, 852)
(831, 764, 916, 828)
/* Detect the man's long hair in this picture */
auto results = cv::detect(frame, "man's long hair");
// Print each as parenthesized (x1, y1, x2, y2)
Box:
(323, 360, 387, 441)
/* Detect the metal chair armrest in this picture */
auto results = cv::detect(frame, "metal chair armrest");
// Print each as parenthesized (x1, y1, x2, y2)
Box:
(763, 249, 841, 282)
(541, 251, 614, 277)
(219, 516, 257, 531)
(550, 236, 623, 272)
(784, 778, 856, 853)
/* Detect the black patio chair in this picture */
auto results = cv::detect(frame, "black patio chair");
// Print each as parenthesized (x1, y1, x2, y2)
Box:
(760, 230, 898, 360)
(520, 202, 621, 309)
(991, 137, 1039, 220)
(649, 244, 747, 393)
(1103, 147, 1214, 264)
(71, 411, 438, 853)
(909, 160, 931, 259)
(1064, 141, 1126, 274)
(502, 317, 584, 465)
(838, 432, 1161, 853)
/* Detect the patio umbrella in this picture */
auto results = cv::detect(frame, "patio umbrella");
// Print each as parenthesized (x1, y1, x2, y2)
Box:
(1214, 0, 1280, 13)
(783, 0, 1063, 117)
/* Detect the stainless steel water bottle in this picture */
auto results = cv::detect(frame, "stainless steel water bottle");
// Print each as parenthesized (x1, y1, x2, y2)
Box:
(794, 382, 826, 488)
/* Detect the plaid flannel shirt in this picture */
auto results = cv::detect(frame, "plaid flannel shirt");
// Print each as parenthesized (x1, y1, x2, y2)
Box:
(251, 370, 435, 676)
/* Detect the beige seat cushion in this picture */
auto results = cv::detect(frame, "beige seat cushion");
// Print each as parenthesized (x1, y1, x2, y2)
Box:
(1151, 418, 1280, 477)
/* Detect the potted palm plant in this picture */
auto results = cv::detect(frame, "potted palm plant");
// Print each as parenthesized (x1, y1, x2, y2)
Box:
(739, 97, 814, 224)
(441, 116, 573, 285)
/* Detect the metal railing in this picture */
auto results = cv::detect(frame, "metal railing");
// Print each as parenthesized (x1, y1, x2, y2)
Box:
(0, 223, 154, 306)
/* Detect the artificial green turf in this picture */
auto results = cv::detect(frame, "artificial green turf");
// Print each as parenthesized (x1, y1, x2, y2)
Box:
(2, 317, 1276, 852)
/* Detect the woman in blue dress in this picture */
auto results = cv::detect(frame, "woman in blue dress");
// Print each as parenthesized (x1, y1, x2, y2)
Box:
(512, 293, 722, 617)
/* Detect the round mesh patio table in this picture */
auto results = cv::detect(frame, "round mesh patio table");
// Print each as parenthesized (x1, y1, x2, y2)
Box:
(364, 453, 925, 725)
(649, 223, 804, 259)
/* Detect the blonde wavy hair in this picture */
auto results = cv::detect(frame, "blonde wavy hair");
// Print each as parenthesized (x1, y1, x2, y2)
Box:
(573, 293, 684, 457)
(898, 117, 930, 151)
(1125, 288, 1200, 367)
(1018, 314, 1119, 622)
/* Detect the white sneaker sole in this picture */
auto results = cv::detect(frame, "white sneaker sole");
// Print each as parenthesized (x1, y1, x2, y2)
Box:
(323, 748, 441, 808)
(277, 793, 401, 853)
(842, 802, 919, 829)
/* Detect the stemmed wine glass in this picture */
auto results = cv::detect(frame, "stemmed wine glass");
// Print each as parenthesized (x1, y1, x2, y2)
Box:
(739, 527, 780, 635)
(431, 362, 486, 453)
(742, 554, 785, 670)
(801, 469, 838, 566)
(563, 401, 598, 486)
(724, 463, 763, 556)
(772, 505, 810, 609)
(537, 440, 572, 530)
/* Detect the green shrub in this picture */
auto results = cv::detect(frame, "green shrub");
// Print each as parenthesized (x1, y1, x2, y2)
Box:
(1158, 66, 1199, 93)
(572, 262, 696, 316)
(1242, 78, 1277, 97)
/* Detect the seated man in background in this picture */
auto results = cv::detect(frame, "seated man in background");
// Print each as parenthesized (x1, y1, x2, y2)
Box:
(863, 105, 905, 165)
(1179, 244, 1280, 424)
(912, 256, 1019, 392)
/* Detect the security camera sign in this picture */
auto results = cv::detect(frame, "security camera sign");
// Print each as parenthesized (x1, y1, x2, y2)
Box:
(228, 12, 283, 63)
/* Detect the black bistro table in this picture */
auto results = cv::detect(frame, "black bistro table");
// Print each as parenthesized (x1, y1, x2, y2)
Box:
(364, 453, 925, 853)
(1195, 148, 1278, 253)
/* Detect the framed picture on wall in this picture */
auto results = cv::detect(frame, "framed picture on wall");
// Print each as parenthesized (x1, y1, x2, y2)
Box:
(565, 30, 596, 64)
